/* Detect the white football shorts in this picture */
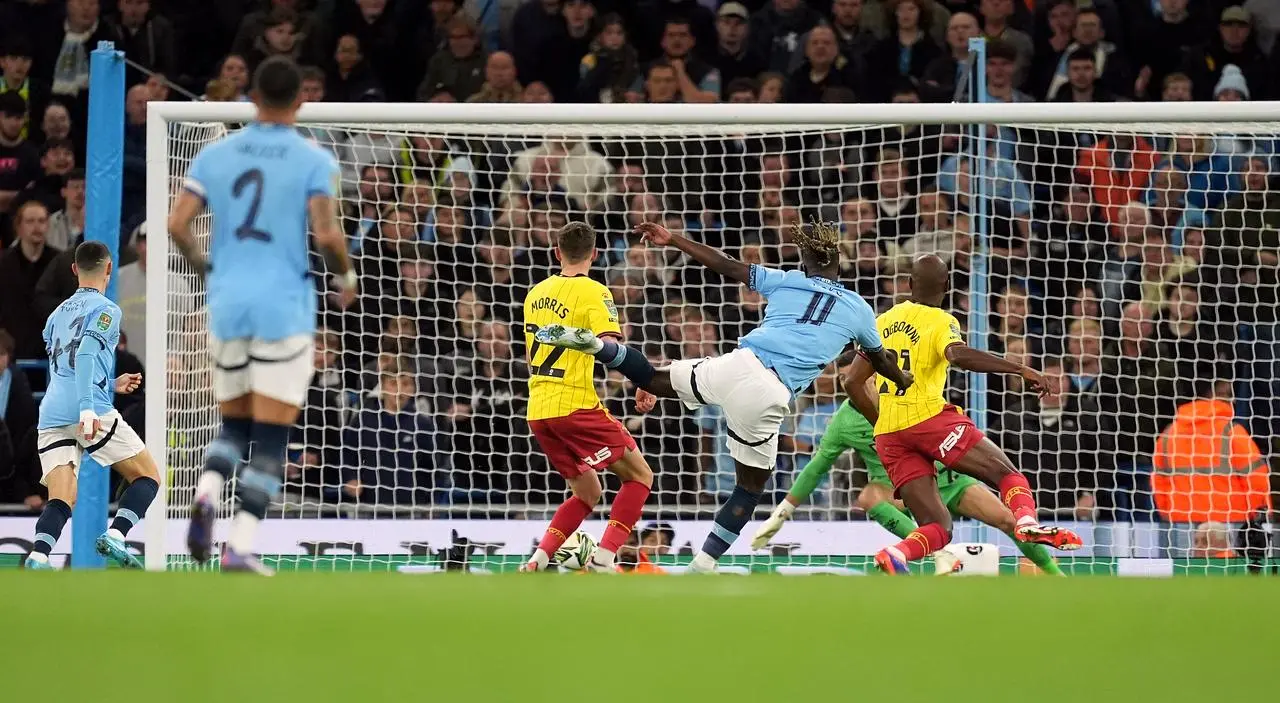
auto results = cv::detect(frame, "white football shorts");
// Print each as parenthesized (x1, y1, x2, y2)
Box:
(667, 348, 793, 470)
(37, 409, 146, 483)
(210, 333, 314, 407)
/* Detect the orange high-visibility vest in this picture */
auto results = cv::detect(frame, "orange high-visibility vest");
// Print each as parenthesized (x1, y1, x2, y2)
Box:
(1152, 399, 1271, 523)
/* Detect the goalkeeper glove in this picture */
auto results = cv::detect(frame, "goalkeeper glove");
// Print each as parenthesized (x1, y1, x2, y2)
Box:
(750, 501, 796, 550)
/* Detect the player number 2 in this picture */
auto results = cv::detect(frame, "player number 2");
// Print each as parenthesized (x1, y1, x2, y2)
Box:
(797, 292, 836, 326)
(524, 323, 567, 378)
(878, 349, 911, 396)
(232, 168, 272, 242)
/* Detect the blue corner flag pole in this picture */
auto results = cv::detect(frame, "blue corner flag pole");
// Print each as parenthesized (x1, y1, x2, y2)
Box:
(71, 42, 125, 569)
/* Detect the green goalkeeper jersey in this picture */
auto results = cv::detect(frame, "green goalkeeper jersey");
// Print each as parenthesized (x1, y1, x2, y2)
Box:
(793, 401, 977, 510)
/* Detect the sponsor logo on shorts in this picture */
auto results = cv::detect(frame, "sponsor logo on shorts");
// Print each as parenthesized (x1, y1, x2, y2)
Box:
(938, 426, 966, 457)
(582, 447, 612, 467)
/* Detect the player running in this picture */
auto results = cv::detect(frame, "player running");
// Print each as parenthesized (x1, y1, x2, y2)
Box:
(520, 221, 656, 573)
(168, 56, 355, 575)
(751, 355, 1065, 576)
(24, 241, 157, 570)
(847, 254, 1081, 574)
(536, 220, 912, 573)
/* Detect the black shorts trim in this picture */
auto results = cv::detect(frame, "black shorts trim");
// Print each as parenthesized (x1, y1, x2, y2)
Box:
(85, 419, 119, 454)
(726, 427, 775, 448)
(38, 438, 79, 455)
(689, 361, 708, 405)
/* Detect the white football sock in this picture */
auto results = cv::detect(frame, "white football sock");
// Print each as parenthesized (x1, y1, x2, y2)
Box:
(228, 512, 260, 554)
(26, 552, 48, 563)
(107, 528, 125, 542)
(196, 471, 226, 503)
(690, 552, 718, 571)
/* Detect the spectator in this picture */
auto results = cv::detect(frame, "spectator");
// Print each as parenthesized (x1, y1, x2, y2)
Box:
(1161, 71, 1193, 101)
(108, 0, 178, 85)
(757, 71, 785, 103)
(724, 76, 758, 103)
(1028, 0, 1076, 98)
(511, 0, 570, 93)
(579, 13, 641, 103)
(634, 0, 717, 64)
(629, 17, 720, 104)
(1156, 282, 1230, 394)
(982, 38, 1032, 102)
(418, 15, 487, 102)
(1063, 316, 1104, 397)
(212, 53, 250, 100)
(1181, 6, 1271, 102)
(978, 0, 1032, 86)
(1076, 134, 1158, 229)
(540, 0, 596, 101)
(121, 83, 148, 223)
(1244, 0, 1280, 54)
(242, 6, 308, 73)
(468, 51, 522, 103)
(328, 34, 384, 102)
(920, 11, 980, 102)
(0, 36, 47, 143)
(522, 80, 554, 103)
(0, 92, 40, 226)
(1052, 49, 1117, 103)
(826, 0, 878, 65)
(1131, 0, 1204, 102)
(1044, 6, 1132, 101)
(38, 0, 113, 106)
(0, 201, 58, 358)
(503, 139, 612, 212)
(288, 329, 348, 498)
(15, 138, 75, 213)
(44, 168, 84, 253)
(38, 101, 74, 154)
(1152, 378, 1270, 545)
(341, 356, 442, 506)
(750, 0, 824, 74)
(865, 0, 942, 102)
(711, 3, 767, 99)
(232, 0, 323, 68)
(0, 328, 41, 509)
(332, 0, 402, 100)
(998, 357, 1104, 516)
(784, 25, 860, 103)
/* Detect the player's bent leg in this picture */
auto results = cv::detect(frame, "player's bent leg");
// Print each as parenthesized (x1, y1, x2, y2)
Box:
(94, 449, 160, 569)
(875, 475, 953, 575)
(536, 326, 673, 396)
(25, 464, 77, 570)
(949, 438, 1082, 551)
(856, 482, 919, 541)
(953, 485, 1065, 576)
(589, 448, 654, 570)
(527, 471, 602, 572)
(189, 398, 252, 565)
(690, 461, 768, 573)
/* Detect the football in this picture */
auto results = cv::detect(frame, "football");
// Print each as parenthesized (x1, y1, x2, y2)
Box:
(552, 531, 597, 570)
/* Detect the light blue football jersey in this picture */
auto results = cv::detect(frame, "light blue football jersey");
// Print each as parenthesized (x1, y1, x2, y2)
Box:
(184, 122, 340, 341)
(738, 264, 883, 395)
(39, 288, 121, 429)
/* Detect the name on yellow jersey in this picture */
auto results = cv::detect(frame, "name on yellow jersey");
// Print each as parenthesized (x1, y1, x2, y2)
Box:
(881, 320, 921, 345)
(530, 296, 570, 319)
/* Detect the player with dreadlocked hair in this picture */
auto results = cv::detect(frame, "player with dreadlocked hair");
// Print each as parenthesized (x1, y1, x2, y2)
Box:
(536, 219, 913, 573)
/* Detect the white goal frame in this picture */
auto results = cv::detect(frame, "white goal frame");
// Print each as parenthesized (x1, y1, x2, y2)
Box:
(142, 100, 1280, 571)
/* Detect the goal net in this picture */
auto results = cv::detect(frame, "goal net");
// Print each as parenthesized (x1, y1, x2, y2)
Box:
(145, 102, 1277, 575)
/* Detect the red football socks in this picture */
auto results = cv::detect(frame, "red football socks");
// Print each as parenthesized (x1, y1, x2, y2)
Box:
(600, 481, 651, 552)
(890, 522, 951, 561)
(998, 473, 1038, 524)
(537, 496, 595, 555)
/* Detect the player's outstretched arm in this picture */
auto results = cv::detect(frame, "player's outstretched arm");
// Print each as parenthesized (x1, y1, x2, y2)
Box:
(944, 345, 1055, 396)
(308, 194, 357, 308)
(74, 338, 103, 440)
(635, 222, 749, 284)
(844, 354, 881, 426)
(167, 190, 209, 277)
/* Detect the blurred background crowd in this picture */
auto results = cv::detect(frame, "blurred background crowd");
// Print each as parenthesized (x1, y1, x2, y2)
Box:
(0, 1, 1276, 537)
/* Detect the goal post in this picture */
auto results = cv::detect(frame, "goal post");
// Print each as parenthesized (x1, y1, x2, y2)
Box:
(144, 100, 1279, 574)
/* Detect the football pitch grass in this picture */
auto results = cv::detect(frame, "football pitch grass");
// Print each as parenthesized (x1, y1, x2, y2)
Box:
(2, 573, 1272, 702)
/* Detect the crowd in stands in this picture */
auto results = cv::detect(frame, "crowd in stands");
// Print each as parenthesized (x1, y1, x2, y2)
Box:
(0, 0, 1277, 527)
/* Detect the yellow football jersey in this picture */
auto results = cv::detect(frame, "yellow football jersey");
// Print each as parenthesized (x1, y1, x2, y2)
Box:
(872, 301, 966, 435)
(523, 274, 621, 421)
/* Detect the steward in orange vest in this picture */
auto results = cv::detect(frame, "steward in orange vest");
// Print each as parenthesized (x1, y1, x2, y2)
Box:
(1153, 380, 1270, 523)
